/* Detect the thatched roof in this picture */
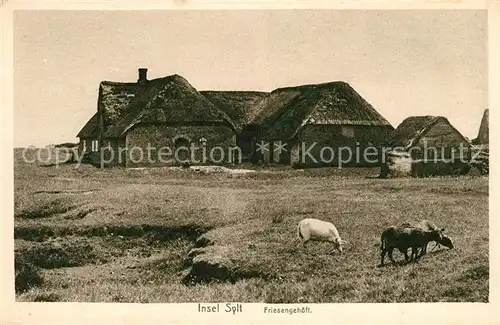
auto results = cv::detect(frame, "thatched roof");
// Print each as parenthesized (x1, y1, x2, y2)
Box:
(200, 91, 269, 130)
(76, 81, 141, 139)
(76, 112, 98, 138)
(252, 81, 392, 140)
(99, 81, 142, 127)
(78, 72, 393, 140)
(390, 116, 468, 148)
(104, 75, 236, 138)
(474, 109, 489, 144)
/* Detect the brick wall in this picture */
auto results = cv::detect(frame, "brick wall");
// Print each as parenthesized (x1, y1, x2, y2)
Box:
(124, 124, 237, 167)
(100, 138, 126, 167)
(260, 124, 391, 167)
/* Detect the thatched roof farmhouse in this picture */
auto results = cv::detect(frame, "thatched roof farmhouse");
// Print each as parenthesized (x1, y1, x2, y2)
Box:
(77, 69, 394, 168)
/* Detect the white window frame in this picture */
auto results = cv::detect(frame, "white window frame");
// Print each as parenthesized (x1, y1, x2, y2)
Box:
(91, 140, 99, 152)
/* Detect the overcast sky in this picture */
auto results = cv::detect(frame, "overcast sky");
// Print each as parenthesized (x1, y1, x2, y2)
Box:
(14, 10, 487, 147)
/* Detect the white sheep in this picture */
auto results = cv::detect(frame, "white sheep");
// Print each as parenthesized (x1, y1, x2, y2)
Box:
(297, 218, 347, 253)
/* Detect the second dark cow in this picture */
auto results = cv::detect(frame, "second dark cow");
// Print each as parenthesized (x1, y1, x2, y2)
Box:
(380, 226, 445, 265)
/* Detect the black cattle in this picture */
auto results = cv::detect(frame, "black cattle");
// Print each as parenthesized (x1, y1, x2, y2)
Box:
(400, 220, 453, 255)
(380, 226, 444, 265)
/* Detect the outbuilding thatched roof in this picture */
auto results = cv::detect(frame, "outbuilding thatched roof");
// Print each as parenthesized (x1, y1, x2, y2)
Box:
(252, 81, 392, 140)
(104, 75, 236, 138)
(390, 116, 468, 148)
(474, 109, 489, 145)
(200, 91, 269, 130)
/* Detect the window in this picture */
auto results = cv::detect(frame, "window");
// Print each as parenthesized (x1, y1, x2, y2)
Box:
(82, 140, 87, 152)
(91, 140, 99, 152)
(342, 126, 355, 138)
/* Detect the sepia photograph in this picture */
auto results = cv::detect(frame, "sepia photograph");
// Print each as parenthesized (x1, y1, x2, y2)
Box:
(2, 3, 498, 324)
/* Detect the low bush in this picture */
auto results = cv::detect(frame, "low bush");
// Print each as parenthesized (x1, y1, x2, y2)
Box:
(15, 255, 44, 293)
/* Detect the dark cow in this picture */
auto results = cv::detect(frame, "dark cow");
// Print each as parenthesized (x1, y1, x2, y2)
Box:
(380, 226, 444, 265)
(400, 220, 453, 255)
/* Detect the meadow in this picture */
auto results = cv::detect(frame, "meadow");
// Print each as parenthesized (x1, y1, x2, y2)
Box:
(13, 149, 489, 303)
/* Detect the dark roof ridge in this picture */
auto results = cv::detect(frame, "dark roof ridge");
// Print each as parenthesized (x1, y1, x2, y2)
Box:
(100, 80, 138, 86)
(99, 77, 350, 93)
(271, 80, 350, 93)
(100, 74, 187, 86)
(201, 90, 270, 94)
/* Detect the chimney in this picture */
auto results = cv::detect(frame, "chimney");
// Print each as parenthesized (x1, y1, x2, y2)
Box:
(137, 68, 148, 84)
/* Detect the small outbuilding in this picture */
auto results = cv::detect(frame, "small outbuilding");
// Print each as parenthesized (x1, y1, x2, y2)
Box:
(381, 116, 472, 178)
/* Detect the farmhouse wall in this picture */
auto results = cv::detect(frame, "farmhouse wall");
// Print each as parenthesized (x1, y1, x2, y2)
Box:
(124, 124, 237, 167)
(78, 138, 102, 166)
(101, 138, 127, 167)
(288, 124, 392, 167)
(78, 138, 90, 155)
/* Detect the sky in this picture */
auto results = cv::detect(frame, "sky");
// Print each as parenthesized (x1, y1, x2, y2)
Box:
(14, 10, 488, 147)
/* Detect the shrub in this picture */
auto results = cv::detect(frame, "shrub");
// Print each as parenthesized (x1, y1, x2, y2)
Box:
(15, 255, 44, 293)
(18, 239, 97, 269)
(54, 142, 78, 148)
(17, 198, 74, 219)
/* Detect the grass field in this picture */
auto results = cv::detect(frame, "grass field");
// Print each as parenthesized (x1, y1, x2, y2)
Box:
(13, 149, 489, 303)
